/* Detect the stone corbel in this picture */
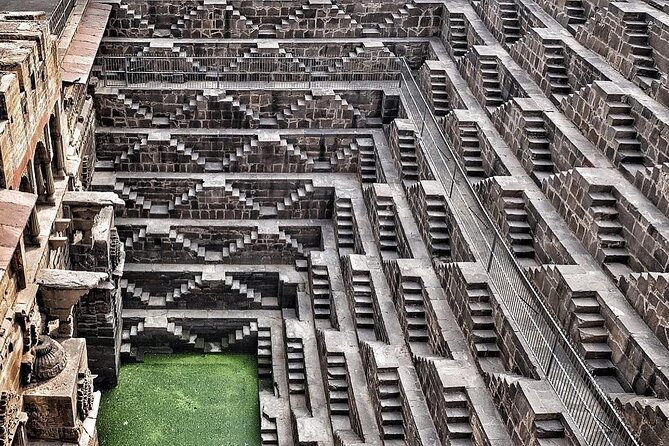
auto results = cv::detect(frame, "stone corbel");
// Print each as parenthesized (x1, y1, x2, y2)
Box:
(36, 269, 113, 337)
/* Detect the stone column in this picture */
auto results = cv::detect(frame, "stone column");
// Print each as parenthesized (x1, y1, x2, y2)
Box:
(27, 208, 41, 245)
(43, 160, 56, 202)
(48, 115, 66, 178)
(34, 163, 46, 198)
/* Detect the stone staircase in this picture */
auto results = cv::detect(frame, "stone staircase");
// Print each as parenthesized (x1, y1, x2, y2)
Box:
(286, 337, 306, 394)
(590, 190, 632, 276)
(335, 198, 356, 255)
(424, 192, 452, 262)
(172, 183, 205, 212)
(499, 0, 522, 46)
(114, 182, 159, 217)
(261, 411, 279, 445)
(564, 0, 587, 28)
(120, 275, 204, 308)
(116, 1, 154, 33)
(172, 138, 206, 168)
(377, 368, 404, 440)
(487, 373, 571, 445)
(224, 273, 262, 308)
(117, 92, 153, 126)
(544, 41, 572, 104)
(169, 3, 207, 37)
(99, 135, 147, 171)
(467, 284, 501, 359)
(121, 319, 259, 356)
(169, 229, 205, 260)
(606, 99, 646, 177)
(443, 388, 474, 442)
(166, 275, 202, 305)
(354, 137, 377, 183)
(449, 14, 469, 59)
(458, 123, 486, 180)
(500, 193, 536, 265)
(623, 13, 660, 84)
(350, 269, 375, 330)
(429, 66, 450, 116)
(399, 277, 429, 343)
(395, 124, 420, 182)
(523, 111, 555, 185)
(276, 182, 315, 217)
(310, 264, 331, 319)
(122, 226, 145, 251)
(326, 352, 350, 417)
(480, 56, 505, 110)
(219, 182, 258, 214)
(375, 196, 399, 256)
(257, 326, 273, 379)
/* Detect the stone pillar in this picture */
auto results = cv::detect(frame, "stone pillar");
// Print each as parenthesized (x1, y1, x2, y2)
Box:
(43, 160, 56, 202)
(27, 207, 40, 245)
(48, 111, 66, 178)
(34, 163, 46, 197)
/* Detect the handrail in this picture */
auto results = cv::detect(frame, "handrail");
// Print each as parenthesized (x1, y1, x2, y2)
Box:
(396, 59, 639, 446)
(49, 0, 77, 36)
(93, 55, 403, 88)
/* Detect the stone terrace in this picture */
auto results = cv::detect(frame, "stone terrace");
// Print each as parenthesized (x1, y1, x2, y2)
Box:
(72, 0, 669, 444)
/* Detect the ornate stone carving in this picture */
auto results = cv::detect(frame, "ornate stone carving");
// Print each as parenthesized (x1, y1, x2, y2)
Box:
(77, 369, 94, 420)
(0, 391, 21, 446)
(33, 336, 67, 381)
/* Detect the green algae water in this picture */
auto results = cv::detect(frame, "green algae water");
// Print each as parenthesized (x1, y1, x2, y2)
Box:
(98, 353, 260, 446)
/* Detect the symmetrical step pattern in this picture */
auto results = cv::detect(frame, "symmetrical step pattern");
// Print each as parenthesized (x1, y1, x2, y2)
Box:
(430, 67, 450, 116)
(623, 14, 660, 83)
(424, 194, 452, 262)
(376, 368, 405, 440)
(442, 388, 475, 442)
(397, 277, 429, 343)
(355, 137, 377, 183)
(449, 14, 469, 59)
(570, 291, 616, 378)
(395, 125, 420, 181)
(467, 284, 501, 359)
(310, 265, 332, 320)
(523, 111, 555, 185)
(350, 270, 376, 331)
(286, 337, 306, 394)
(458, 123, 486, 180)
(544, 41, 572, 103)
(500, 194, 537, 265)
(499, 0, 522, 46)
(326, 353, 351, 418)
(480, 56, 505, 109)
(606, 100, 646, 176)
(334, 198, 360, 255)
(590, 190, 632, 274)
(564, 0, 587, 28)
(257, 326, 273, 379)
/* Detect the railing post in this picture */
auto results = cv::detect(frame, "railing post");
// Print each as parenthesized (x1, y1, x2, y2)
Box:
(102, 57, 107, 87)
(449, 171, 456, 198)
(545, 334, 559, 376)
(124, 57, 129, 87)
(486, 236, 497, 272)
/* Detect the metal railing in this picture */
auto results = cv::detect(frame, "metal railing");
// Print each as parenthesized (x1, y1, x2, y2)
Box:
(49, 0, 77, 36)
(93, 55, 403, 89)
(397, 60, 638, 446)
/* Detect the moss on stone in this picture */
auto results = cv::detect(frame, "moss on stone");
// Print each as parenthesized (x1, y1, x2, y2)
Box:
(98, 353, 260, 446)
